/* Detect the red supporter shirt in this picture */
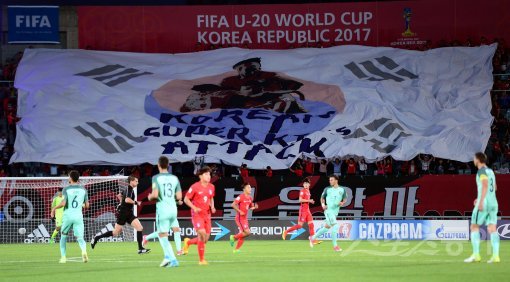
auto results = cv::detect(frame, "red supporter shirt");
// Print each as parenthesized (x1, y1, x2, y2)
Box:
(347, 163, 356, 174)
(299, 188, 311, 212)
(240, 168, 249, 178)
(304, 162, 314, 174)
(384, 164, 393, 174)
(294, 168, 303, 177)
(234, 193, 253, 217)
(377, 163, 385, 175)
(186, 182, 215, 217)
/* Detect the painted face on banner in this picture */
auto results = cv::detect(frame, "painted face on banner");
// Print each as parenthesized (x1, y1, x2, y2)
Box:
(144, 57, 346, 144)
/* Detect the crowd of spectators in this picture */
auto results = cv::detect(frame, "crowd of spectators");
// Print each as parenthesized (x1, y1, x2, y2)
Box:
(283, 154, 473, 178)
(0, 38, 509, 178)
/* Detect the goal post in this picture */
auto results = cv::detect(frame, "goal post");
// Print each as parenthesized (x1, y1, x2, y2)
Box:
(0, 176, 136, 244)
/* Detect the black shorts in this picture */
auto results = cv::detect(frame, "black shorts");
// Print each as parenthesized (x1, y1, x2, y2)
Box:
(116, 211, 137, 226)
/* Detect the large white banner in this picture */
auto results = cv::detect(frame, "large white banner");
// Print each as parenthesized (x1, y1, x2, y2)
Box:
(12, 45, 495, 168)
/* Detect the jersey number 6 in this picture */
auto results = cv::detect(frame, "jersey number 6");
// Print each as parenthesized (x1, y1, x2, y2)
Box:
(71, 195, 78, 208)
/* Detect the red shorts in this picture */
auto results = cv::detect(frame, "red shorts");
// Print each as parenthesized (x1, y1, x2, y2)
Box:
(298, 210, 313, 223)
(235, 215, 250, 232)
(192, 214, 211, 234)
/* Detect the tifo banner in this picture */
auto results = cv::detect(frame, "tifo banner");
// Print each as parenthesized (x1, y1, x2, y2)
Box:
(8, 6, 60, 44)
(78, 0, 510, 53)
(12, 45, 494, 168)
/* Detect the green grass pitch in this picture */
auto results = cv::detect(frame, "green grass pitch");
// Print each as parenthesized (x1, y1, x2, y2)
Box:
(0, 240, 508, 282)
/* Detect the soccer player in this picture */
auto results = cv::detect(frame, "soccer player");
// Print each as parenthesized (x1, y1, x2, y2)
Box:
(143, 221, 183, 256)
(50, 187, 64, 243)
(464, 152, 500, 263)
(309, 175, 347, 252)
(282, 178, 320, 244)
(51, 170, 89, 263)
(148, 156, 181, 267)
(229, 183, 258, 253)
(91, 175, 150, 254)
(182, 166, 216, 265)
(142, 186, 184, 255)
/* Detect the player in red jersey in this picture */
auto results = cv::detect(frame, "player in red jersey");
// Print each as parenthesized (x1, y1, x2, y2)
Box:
(282, 178, 320, 244)
(182, 166, 216, 265)
(229, 183, 258, 253)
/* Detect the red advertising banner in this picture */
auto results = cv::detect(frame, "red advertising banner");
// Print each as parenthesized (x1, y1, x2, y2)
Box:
(135, 175, 509, 219)
(78, 0, 510, 53)
(1, 176, 507, 243)
(0, 176, 507, 222)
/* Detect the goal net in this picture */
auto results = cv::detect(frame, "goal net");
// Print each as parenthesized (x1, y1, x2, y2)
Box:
(0, 176, 136, 244)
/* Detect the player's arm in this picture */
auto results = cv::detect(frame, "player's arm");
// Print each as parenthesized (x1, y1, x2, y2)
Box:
(50, 197, 57, 218)
(148, 186, 159, 201)
(175, 180, 183, 205)
(320, 189, 327, 210)
(184, 188, 201, 213)
(250, 202, 258, 210)
(175, 191, 183, 205)
(210, 197, 216, 214)
(124, 196, 139, 205)
(124, 197, 136, 204)
(478, 176, 489, 211)
(299, 194, 314, 204)
(83, 190, 90, 209)
(124, 188, 140, 205)
(232, 198, 244, 215)
(53, 187, 67, 213)
(52, 199, 66, 212)
(148, 178, 159, 201)
(339, 189, 348, 206)
(183, 196, 200, 212)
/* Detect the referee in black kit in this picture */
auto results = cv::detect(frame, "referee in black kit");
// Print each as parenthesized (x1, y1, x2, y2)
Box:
(91, 175, 150, 254)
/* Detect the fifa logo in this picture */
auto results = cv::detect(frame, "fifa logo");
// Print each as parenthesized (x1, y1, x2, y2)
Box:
(402, 8, 415, 37)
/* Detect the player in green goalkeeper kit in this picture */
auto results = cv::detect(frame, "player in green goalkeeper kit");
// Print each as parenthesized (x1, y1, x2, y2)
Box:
(50, 187, 64, 243)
